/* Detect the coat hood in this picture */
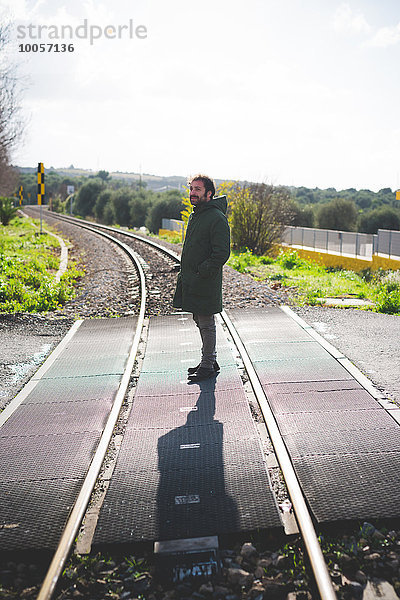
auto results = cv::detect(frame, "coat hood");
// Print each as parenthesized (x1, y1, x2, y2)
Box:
(194, 195, 227, 215)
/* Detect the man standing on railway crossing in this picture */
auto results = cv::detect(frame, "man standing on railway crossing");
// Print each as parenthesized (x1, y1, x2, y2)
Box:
(173, 174, 231, 382)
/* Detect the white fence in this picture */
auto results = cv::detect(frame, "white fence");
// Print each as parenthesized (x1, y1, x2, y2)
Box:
(161, 219, 400, 259)
(283, 226, 374, 258)
(283, 226, 400, 259)
(161, 218, 184, 232)
(375, 229, 400, 258)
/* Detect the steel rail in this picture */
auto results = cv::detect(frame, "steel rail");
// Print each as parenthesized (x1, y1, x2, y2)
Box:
(37, 224, 147, 600)
(34, 210, 336, 598)
(220, 310, 337, 600)
(35, 209, 182, 262)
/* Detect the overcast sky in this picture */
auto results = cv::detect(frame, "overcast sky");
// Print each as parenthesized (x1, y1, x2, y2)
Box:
(1, 0, 400, 191)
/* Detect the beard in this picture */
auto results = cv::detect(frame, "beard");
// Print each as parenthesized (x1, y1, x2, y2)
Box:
(190, 192, 207, 206)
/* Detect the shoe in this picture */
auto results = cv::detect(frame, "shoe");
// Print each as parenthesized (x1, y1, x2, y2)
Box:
(187, 366, 216, 382)
(187, 361, 220, 375)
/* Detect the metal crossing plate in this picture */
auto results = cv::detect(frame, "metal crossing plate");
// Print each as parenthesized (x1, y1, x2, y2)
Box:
(0, 400, 112, 437)
(0, 479, 83, 550)
(266, 387, 381, 413)
(41, 354, 128, 379)
(276, 409, 398, 436)
(0, 432, 100, 481)
(284, 427, 400, 458)
(145, 318, 231, 353)
(242, 340, 329, 361)
(94, 462, 280, 544)
(23, 374, 122, 404)
(77, 317, 137, 337)
(0, 317, 137, 550)
(141, 347, 236, 372)
(292, 453, 400, 521)
(227, 307, 400, 523)
(128, 389, 254, 428)
(113, 429, 263, 474)
(95, 313, 282, 543)
(134, 366, 244, 397)
(264, 380, 362, 397)
(254, 356, 353, 384)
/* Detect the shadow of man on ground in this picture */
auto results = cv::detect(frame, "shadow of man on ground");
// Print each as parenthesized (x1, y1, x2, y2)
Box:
(156, 377, 239, 540)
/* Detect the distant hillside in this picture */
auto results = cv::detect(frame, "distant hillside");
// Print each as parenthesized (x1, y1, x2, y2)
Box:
(16, 166, 232, 192)
(17, 165, 188, 191)
(15, 164, 399, 211)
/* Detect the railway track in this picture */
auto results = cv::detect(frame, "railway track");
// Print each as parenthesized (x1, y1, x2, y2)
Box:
(3, 209, 400, 599)
(7, 210, 334, 599)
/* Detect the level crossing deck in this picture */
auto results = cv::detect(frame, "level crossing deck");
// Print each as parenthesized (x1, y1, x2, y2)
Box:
(94, 313, 283, 544)
(2, 307, 400, 553)
(228, 307, 400, 523)
(0, 317, 137, 551)
(95, 308, 400, 547)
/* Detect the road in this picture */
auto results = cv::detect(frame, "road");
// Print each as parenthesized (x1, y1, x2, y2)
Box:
(293, 306, 400, 404)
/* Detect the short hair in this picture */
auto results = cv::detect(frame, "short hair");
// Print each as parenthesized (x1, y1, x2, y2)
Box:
(188, 174, 216, 199)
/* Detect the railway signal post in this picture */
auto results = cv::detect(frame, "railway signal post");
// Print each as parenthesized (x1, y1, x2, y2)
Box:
(37, 162, 45, 233)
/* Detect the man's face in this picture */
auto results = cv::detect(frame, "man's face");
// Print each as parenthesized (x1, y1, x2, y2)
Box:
(189, 180, 212, 206)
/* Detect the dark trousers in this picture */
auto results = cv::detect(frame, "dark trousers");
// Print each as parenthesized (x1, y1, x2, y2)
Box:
(192, 314, 217, 369)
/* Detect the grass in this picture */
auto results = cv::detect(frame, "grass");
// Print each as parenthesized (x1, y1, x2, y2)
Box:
(227, 248, 400, 314)
(155, 230, 183, 244)
(0, 216, 84, 313)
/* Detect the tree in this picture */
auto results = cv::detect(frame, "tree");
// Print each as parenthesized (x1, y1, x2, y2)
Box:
(94, 189, 113, 221)
(146, 190, 183, 233)
(290, 201, 315, 227)
(0, 22, 23, 194)
(230, 183, 294, 255)
(111, 189, 132, 226)
(95, 170, 111, 183)
(129, 192, 149, 227)
(74, 180, 103, 217)
(358, 207, 400, 234)
(316, 198, 358, 231)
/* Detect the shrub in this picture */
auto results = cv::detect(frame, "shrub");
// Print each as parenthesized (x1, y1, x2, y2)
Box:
(277, 249, 310, 270)
(230, 183, 294, 255)
(375, 273, 400, 314)
(0, 197, 17, 225)
(316, 198, 358, 231)
(358, 206, 400, 234)
(146, 191, 183, 233)
(375, 282, 400, 314)
(228, 249, 259, 273)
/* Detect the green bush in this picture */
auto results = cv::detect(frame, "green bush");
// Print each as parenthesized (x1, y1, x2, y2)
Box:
(230, 183, 294, 255)
(228, 249, 259, 273)
(146, 191, 183, 233)
(375, 281, 400, 314)
(316, 198, 358, 231)
(0, 198, 18, 225)
(277, 249, 310, 270)
(358, 206, 400, 234)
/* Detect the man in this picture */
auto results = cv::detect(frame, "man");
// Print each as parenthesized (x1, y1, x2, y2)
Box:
(173, 174, 230, 382)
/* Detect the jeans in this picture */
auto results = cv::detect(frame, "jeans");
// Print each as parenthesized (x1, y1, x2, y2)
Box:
(192, 314, 217, 370)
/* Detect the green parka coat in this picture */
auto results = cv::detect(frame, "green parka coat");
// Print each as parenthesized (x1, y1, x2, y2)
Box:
(173, 195, 230, 315)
